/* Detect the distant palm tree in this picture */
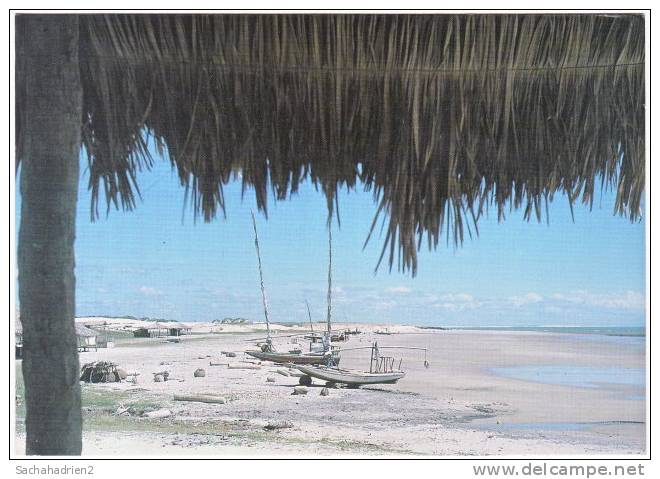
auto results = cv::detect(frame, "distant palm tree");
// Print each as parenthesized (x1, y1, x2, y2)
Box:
(15, 13, 645, 455)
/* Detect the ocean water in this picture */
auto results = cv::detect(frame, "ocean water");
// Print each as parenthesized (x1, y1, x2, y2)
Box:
(452, 326, 645, 337)
(491, 365, 646, 389)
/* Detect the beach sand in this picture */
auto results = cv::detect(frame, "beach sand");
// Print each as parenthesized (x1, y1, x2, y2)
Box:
(13, 324, 646, 457)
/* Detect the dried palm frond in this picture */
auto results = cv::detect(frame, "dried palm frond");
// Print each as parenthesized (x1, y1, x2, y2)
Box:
(16, 14, 645, 274)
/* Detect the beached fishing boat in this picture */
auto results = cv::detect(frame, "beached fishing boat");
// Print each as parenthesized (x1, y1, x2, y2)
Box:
(244, 212, 340, 365)
(294, 342, 429, 387)
(295, 364, 405, 385)
(246, 349, 335, 364)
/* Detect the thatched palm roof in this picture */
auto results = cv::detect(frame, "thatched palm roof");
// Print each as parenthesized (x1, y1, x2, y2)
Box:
(134, 321, 182, 330)
(75, 324, 97, 337)
(16, 14, 645, 274)
(162, 321, 187, 329)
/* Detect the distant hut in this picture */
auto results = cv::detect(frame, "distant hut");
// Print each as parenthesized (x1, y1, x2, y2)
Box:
(133, 321, 190, 337)
(95, 334, 114, 349)
(132, 326, 149, 338)
(133, 322, 169, 338)
(15, 315, 23, 359)
(85, 321, 114, 348)
(166, 322, 191, 337)
(75, 324, 98, 352)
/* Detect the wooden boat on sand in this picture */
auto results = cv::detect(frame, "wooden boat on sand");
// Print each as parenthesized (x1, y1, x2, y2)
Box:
(246, 349, 339, 365)
(294, 363, 404, 385)
(293, 342, 428, 387)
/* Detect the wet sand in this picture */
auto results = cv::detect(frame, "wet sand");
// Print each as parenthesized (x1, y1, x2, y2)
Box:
(14, 325, 646, 457)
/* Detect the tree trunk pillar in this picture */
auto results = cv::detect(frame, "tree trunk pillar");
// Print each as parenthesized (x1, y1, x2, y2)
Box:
(17, 14, 82, 455)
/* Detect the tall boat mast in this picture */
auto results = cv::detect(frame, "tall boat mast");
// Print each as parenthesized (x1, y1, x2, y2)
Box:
(251, 211, 271, 343)
(326, 225, 332, 337)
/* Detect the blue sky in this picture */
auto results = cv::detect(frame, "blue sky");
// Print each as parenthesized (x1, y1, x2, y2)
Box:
(16, 150, 646, 327)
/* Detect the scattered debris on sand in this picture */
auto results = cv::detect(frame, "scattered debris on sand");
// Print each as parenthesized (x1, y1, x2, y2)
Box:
(292, 386, 308, 395)
(153, 370, 170, 382)
(264, 420, 293, 431)
(144, 408, 172, 419)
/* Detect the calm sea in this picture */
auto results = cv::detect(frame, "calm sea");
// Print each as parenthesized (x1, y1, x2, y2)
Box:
(450, 326, 645, 337)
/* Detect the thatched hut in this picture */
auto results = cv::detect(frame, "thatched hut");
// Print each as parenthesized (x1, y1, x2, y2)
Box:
(134, 321, 191, 337)
(133, 322, 168, 338)
(166, 322, 191, 337)
(77, 320, 115, 348)
(75, 324, 97, 352)
(14, 13, 645, 455)
(15, 315, 23, 359)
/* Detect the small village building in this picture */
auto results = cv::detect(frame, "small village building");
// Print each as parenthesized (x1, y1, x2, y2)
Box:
(76, 324, 98, 352)
(95, 335, 115, 349)
(133, 324, 161, 338)
(166, 322, 191, 336)
(19, 318, 98, 354)
(133, 322, 169, 338)
(15, 316, 23, 359)
(133, 321, 191, 338)
(78, 320, 115, 348)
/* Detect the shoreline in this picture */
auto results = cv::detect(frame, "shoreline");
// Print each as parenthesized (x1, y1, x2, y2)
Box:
(14, 324, 646, 457)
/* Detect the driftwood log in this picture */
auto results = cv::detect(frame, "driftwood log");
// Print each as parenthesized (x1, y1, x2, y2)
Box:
(173, 394, 226, 404)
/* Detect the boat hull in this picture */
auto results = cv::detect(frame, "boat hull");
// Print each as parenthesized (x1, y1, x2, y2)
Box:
(294, 364, 405, 385)
(245, 350, 339, 365)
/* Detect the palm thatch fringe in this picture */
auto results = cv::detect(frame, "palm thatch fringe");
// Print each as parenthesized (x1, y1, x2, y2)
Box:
(16, 14, 645, 274)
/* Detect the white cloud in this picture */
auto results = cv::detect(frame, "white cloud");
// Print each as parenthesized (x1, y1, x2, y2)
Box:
(439, 293, 474, 302)
(508, 292, 543, 307)
(374, 300, 398, 310)
(385, 286, 412, 294)
(552, 290, 644, 310)
(544, 305, 564, 314)
(435, 302, 465, 312)
(433, 293, 480, 311)
(139, 286, 163, 297)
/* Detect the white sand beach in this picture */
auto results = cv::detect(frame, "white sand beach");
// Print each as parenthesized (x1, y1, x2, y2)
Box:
(14, 320, 646, 457)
